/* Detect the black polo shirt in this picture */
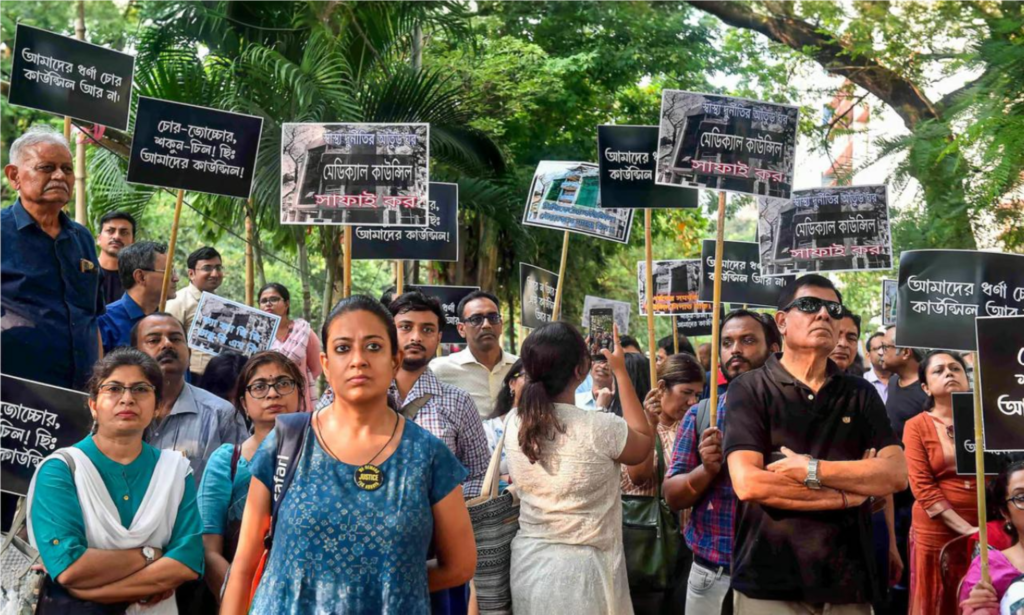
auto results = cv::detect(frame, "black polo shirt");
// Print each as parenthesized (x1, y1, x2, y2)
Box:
(723, 353, 899, 605)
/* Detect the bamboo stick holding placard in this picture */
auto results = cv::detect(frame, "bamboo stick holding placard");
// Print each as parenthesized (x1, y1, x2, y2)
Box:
(245, 211, 254, 306)
(673, 324, 680, 355)
(343, 227, 353, 299)
(73, 1, 87, 226)
(707, 192, 727, 427)
(972, 351, 990, 584)
(395, 261, 404, 295)
(551, 231, 570, 321)
(644, 210, 657, 391)
(159, 189, 185, 311)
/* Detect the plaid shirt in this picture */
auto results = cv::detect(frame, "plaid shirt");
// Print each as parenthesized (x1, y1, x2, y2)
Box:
(668, 394, 734, 567)
(388, 370, 489, 499)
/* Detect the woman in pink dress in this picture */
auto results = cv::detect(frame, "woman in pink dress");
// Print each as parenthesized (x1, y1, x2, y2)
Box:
(258, 283, 321, 411)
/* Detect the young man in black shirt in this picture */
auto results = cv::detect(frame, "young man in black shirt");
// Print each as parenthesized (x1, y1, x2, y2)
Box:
(95, 210, 136, 304)
(724, 274, 908, 614)
(878, 324, 928, 440)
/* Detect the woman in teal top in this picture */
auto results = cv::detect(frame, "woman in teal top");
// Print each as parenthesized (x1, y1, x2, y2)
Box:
(197, 350, 305, 606)
(27, 348, 204, 613)
(222, 296, 478, 615)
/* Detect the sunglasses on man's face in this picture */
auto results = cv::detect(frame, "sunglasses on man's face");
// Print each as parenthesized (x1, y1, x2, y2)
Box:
(462, 313, 502, 327)
(782, 297, 844, 320)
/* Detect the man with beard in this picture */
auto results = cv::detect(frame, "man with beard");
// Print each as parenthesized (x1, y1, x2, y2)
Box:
(431, 290, 518, 419)
(95, 210, 136, 303)
(829, 311, 862, 374)
(387, 291, 490, 498)
(663, 309, 780, 614)
(132, 313, 248, 485)
(2, 125, 104, 391)
(166, 246, 226, 380)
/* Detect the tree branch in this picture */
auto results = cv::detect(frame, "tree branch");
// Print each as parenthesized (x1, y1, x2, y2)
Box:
(686, 1, 941, 129)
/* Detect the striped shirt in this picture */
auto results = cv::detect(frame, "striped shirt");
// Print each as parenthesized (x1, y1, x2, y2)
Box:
(389, 370, 489, 498)
(667, 394, 734, 568)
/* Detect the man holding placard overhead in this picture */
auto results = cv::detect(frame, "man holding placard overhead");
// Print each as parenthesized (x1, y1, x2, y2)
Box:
(724, 274, 907, 614)
(2, 125, 105, 391)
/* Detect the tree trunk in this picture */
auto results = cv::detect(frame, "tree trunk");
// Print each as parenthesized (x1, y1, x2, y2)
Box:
(296, 227, 312, 322)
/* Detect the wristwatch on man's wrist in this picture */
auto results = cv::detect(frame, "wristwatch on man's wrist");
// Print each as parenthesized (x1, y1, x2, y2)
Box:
(142, 546, 156, 566)
(804, 458, 822, 490)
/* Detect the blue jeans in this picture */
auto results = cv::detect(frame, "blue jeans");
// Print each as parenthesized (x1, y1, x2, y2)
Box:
(686, 559, 732, 614)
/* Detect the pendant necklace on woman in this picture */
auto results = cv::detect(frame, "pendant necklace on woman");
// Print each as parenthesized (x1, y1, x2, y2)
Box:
(315, 408, 399, 491)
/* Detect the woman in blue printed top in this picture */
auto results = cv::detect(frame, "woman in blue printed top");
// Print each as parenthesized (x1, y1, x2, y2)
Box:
(196, 351, 305, 608)
(27, 348, 204, 615)
(221, 295, 477, 615)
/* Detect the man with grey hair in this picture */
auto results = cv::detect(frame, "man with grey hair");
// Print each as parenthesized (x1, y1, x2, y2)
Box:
(2, 125, 104, 390)
(98, 241, 179, 352)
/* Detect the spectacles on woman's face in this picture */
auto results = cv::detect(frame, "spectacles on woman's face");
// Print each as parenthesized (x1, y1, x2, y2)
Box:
(462, 313, 502, 327)
(98, 382, 157, 398)
(259, 295, 283, 306)
(246, 378, 296, 398)
(1007, 494, 1024, 511)
(782, 297, 844, 320)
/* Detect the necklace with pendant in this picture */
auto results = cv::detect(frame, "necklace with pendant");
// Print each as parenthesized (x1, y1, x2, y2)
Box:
(315, 408, 399, 491)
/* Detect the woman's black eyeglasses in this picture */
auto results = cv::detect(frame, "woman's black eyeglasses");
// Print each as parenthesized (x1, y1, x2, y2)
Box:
(246, 378, 297, 398)
(1007, 494, 1024, 511)
(781, 297, 844, 319)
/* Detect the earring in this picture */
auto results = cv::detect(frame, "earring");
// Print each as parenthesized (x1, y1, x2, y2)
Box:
(1007, 521, 1015, 535)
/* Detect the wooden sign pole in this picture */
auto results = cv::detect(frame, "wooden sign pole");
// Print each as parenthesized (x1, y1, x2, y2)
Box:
(673, 323, 680, 355)
(245, 209, 254, 306)
(972, 351, 990, 584)
(644, 210, 657, 391)
(159, 189, 185, 311)
(73, 0, 87, 226)
(395, 260, 404, 295)
(551, 230, 570, 321)
(707, 191, 727, 426)
(343, 227, 353, 299)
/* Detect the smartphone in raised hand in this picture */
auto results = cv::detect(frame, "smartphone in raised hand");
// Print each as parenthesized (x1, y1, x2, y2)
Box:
(588, 308, 614, 358)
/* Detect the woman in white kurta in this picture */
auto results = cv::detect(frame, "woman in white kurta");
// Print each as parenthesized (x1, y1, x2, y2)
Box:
(506, 322, 654, 615)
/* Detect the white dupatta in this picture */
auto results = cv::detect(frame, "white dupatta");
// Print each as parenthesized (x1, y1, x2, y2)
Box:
(27, 447, 193, 615)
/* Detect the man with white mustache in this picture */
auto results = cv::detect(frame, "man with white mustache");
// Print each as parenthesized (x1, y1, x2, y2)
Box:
(2, 125, 105, 390)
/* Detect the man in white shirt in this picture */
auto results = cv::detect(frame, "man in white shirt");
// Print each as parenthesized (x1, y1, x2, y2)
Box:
(574, 357, 615, 411)
(165, 246, 225, 380)
(430, 290, 518, 419)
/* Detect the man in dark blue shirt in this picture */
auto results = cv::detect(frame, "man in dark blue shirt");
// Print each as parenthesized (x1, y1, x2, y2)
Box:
(2, 125, 104, 390)
(98, 241, 177, 353)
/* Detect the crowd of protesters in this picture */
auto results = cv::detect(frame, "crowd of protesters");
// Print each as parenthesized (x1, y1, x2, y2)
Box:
(2, 124, 1010, 615)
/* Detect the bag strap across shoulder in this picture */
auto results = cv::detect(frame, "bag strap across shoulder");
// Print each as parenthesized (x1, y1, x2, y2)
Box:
(264, 412, 311, 550)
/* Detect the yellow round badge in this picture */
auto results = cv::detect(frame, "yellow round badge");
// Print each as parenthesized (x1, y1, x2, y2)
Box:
(354, 464, 385, 491)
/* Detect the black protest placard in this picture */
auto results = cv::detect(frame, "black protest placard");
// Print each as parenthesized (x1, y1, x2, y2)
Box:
(8, 23, 135, 130)
(952, 392, 1019, 476)
(417, 285, 481, 344)
(597, 125, 699, 209)
(698, 240, 794, 308)
(520, 263, 559, 329)
(523, 161, 635, 244)
(187, 293, 281, 358)
(676, 305, 725, 337)
(352, 182, 458, 261)
(656, 91, 798, 199)
(895, 250, 1024, 351)
(757, 185, 893, 275)
(637, 259, 704, 316)
(883, 279, 898, 327)
(978, 315, 1024, 452)
(281, 123, 429, 226)
(1, 375, 92, 496)
(127, 97, 263, 199)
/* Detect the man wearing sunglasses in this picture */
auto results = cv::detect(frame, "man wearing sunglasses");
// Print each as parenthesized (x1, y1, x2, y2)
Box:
(724, 274, 907, 614)
(431, 290, 519, 419)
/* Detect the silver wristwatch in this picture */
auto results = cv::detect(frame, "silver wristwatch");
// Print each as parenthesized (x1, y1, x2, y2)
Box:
(142, 546, 156, 566)
(804, 458, 822, 490)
